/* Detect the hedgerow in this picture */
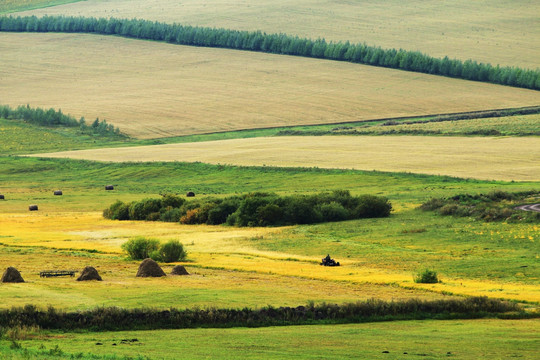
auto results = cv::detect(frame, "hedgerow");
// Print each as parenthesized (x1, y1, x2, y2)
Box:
(0, 297, 521, 331)
(103, 191, 392, 226)
(420, 190, 540, 223)
(1, 15, 539, 90)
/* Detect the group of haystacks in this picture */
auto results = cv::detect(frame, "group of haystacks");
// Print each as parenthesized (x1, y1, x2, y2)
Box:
(1, 260, 188, 283)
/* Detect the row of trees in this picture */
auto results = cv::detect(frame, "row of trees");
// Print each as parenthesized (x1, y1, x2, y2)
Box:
(1, 15, 539, 90)
(0, 104, 123, 136)
(103, 190, 392, 227)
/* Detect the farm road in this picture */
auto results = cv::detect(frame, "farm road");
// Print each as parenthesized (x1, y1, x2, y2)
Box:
(515, 204, 540, 212)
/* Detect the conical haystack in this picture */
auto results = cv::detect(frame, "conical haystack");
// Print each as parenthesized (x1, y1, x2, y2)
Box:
(77, 266, 102, 281)
(136, 258, 166, 277)
(1, 267, 24, 283)
(171, 265, 189, 275)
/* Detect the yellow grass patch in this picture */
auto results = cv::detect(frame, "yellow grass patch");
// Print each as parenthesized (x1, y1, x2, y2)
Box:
(2, 33, 540, 139)
(32, 136, 540, 181)
(16, 0, 540, 68)
(1, 212, 538, 303)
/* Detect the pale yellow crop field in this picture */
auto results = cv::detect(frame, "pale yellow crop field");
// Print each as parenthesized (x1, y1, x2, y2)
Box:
(32, 135, 540, 181)
(16, 0, 540, 69)
(2, 33, 540, 139)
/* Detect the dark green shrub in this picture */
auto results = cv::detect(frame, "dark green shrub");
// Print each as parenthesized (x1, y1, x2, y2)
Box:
(319, 202, 349, 222)
(419, 198, 445, 211)
(256, 204, 284, 226)
(161, 193, 185, 208)
(103, 200, 130, 220)
(160, 207, 181, 222)
(283, 196, 323, 224)
(353, 195, 392, 218)
(158, 240, 187, 263)
(121, 237, 160, 260)
(414, 269, 439, 284)
(207, 199, 241, 225)
(128, 198, 163, 220)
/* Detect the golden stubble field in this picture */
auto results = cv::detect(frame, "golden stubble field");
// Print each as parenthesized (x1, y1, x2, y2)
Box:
(15, 0, 540, 69)
(32, 135, 540, 181)
(2, 33, 540, 139)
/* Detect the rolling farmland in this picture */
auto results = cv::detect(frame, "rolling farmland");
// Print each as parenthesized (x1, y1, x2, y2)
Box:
(32, 135, 540, 181)
(14, 0, 540, 69)
(1, 1, 539, 358)
(2, 33, 540, 139)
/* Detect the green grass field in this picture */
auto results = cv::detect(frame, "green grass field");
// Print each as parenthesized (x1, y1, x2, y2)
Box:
(2, 319, 539, 359)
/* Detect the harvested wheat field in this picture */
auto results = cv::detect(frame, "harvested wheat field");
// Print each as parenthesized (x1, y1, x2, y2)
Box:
(16, 0, 540, 68)
(2, 33, 540, 139)
(32, 136, 540, 181)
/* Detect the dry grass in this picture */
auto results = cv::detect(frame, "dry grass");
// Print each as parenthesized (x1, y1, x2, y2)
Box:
(32, 135, 540, 181)
(2, 33, 540, 139)
(15, 0, 540, 69)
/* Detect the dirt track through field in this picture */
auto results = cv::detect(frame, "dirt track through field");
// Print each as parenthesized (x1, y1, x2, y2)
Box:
(515, 204, 540, 212)
(30, 135, 540, 181)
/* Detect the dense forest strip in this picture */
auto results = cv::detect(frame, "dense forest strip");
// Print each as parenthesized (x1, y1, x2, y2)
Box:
(0, 104, 124, 137)
(0, 16, 539, 90)
(0, 298, 524, 331)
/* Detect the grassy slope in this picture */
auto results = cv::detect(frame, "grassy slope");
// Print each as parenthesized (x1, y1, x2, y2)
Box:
(0, 119, 131, 154)
(2, 33, 540, 139)
(2, 319, 539, 359)
(0, 156, 538, 303)
(15, 0, 540, 69)
(0, 0, 81, 14)
(30, 135, 540, 181)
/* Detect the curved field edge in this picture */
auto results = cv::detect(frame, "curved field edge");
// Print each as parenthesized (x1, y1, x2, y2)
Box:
(13, 0, 540, 69)
(0, 0, 81, 14)
(3, 106, 540, 157)
(1, 15, 539, 91)
(29, 135, 540, 181)
(2, 34, 540, 139)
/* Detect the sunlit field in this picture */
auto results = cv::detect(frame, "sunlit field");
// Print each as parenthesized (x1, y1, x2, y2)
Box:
(32, 135, 540, 181)
(2, 33, 540, 138)
(14, 0, 540, 69)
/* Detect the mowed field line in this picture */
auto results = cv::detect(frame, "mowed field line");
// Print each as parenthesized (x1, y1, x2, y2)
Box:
(31, 136, 540, 181)
(2, 33, 540, 139)
(16, 0, 540, 69)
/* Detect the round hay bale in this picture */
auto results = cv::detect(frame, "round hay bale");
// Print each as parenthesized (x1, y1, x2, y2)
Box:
(29, 204, 38, 211)
(171, 265, 189, 275)
(136, 258, 166, 277)
(1, 267, 24, 283)
(77, 266, 102, 281)
(186, 191, 195, 197)
(105, 185, 114, 190)
(0, 194, 5, 200)
(54, 190, 63, 196)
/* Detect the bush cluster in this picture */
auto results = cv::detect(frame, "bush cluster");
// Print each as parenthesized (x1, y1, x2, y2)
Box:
(121, 237, 186, 262)
(414, 269, 439, 284)
(1, 15, 539, 90)
(0, 104, 123, 136)
(420, 190, 540, 223)
(0, 297, 520, 331)
(104, 191, 392, 227)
